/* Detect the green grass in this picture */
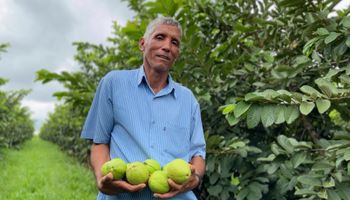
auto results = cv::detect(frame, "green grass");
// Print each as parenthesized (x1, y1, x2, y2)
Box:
(0, 136, 97, 200)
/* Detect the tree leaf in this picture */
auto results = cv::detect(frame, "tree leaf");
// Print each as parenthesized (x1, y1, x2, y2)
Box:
(247, 105, 261, 129)
(234, 101, 251, 118)
(226, 113, 240, 126)
(284, 106, 300, 124)
(300, 101, 315, 115)
(300, 85, 322, 98)
(274, 105, 285, 124)
(316, 28, 329, 36)
(297, 175, 322, 186)
(261, 105, 275, 127)
(346, 36, 350, 48)
(292, 151, 307, 168)
(324, 32, 341, 44)
(316, 99, 331, 114)
(222, 104, 235, 114)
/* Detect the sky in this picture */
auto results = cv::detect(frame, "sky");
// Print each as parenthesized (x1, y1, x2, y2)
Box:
(0, 0, 134, 132)
(0, 1, 349, 133)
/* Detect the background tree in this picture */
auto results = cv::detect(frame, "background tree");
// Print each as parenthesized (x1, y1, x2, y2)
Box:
(0, 43, 34, 149)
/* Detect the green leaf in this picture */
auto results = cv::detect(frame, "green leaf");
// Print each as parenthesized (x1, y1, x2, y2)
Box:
(257, 154, 276, 162)
(284, 106, 300, 124)
(234, 101, 251, 118)
(316, 99, 331, 114)
(207, 185, 223, 196)
(277, 135, 294, 154)
(247, 105, 261, 129)
(261, 105, 275, 127)
(315, 78, 338, 97)
(292, 151, 307, 168)
(222, 104, 235, 114)
(295, 189, 317, 195)
(323, 177, 335, 188)
(324, 32, 341, 44)
(316, 28, 329, 36)
(327, 190, 342, 200)
(231, 175, 240, 186)
(300, 85, 322, 98)
(346, 36, 350, 48)
(274, 105, 285, 124)
(300, 101, 315, 115)
(341, 16, 350, 28)
(225, 113, 240, 126)
(297, 175, 322, 186)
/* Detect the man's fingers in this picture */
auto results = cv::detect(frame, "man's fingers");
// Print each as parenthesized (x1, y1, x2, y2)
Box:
(101, 172, 114, 184)
(167, 179, 182, 190)
(154, 190, 178, 199)
(114, 181, 146, 192)
(189, 164, 195, 173)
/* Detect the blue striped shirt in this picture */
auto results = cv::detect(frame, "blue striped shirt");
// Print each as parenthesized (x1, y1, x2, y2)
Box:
(81, 66, 206, 200)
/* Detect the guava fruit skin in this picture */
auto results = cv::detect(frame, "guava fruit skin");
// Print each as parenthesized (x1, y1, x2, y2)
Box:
(126, 162, 150, 185)
(101, 158, 127, 180)
(144, 159, 161, 175)
(148, 170, 170, 194)
(165, 159, 191, 184)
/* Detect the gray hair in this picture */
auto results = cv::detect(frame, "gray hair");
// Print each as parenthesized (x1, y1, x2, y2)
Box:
(143, 16, 182, 40)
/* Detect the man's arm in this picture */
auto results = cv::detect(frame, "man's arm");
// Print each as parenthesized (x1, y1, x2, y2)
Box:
(90, 143, 146, 195)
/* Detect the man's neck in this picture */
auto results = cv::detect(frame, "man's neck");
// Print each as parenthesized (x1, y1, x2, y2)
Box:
(143, 66, 169, 94)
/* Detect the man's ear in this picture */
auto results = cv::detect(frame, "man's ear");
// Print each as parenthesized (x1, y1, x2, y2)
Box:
(139, 38, 145, 51)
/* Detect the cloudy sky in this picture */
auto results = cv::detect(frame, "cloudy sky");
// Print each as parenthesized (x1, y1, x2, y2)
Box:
(0, 0, 134, 132)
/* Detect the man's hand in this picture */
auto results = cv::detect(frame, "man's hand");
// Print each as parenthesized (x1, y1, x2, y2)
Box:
(97, 172, 146, 195)
(153, 165, 201, 199)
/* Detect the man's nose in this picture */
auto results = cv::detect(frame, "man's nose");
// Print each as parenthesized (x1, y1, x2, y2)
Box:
(161, 40, 171, 52)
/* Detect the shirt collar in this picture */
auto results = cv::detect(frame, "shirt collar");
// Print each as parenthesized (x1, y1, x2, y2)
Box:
(137, 65, 177, 99)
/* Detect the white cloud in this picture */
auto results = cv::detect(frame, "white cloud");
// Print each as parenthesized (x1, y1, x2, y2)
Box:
(22, 99, 56, 131)
(0, 0, 134, 132)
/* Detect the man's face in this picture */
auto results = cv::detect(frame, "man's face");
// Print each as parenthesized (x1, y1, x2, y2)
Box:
(140, 24, 181, 73)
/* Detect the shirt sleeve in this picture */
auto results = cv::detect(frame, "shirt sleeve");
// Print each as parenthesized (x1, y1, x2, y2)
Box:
(80, 74, 114, 144)
(189, 100, 206, 160)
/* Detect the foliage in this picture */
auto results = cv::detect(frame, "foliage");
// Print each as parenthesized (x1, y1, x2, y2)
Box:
(0, 44, 34, 149)
(39, 104, 90, 163)
(36, 0, 350, 199)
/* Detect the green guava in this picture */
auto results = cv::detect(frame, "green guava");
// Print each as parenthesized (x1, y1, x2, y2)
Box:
(101, 158, 127, 180)
(126, 162, 150, 185)
(148, 170, 170, 194)
(165, 159, 191, 184)
(144, 159, 161, 175)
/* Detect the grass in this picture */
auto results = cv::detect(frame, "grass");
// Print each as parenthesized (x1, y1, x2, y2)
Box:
(0, 136, 97, 200)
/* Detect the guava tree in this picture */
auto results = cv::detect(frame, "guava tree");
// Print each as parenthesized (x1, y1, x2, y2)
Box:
(0, 43, 34, 149)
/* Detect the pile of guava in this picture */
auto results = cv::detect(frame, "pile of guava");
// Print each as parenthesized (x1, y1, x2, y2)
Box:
(100, 158, 192, 194)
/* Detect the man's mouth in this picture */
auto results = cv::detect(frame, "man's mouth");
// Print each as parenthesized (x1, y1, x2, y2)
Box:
(156, 55, 170, 61)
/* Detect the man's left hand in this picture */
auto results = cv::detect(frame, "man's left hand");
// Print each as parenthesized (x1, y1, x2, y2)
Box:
(153, 165, 201, 199)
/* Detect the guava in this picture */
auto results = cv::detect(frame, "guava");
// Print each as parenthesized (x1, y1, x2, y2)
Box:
(126, 162, 150, 185)
(148, 170, 170, 194)
(101, 158, 127, 180)
(144, 159, 161, 175)
(164, 159, 191, 184)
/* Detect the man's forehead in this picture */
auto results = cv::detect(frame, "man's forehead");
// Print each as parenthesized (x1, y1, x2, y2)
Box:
(151, 24, 181, 38)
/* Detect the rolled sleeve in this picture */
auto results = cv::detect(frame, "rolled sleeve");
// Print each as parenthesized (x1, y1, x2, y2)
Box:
(81, 75, 114, 144)
(189, 101, 206, 160)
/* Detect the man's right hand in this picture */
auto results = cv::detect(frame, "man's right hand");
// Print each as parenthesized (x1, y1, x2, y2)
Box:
(97, 172, 146, 195)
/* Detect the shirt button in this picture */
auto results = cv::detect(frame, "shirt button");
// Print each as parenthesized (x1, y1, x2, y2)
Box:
(152, 121, 155, 124)
(151, 145, 154, 148)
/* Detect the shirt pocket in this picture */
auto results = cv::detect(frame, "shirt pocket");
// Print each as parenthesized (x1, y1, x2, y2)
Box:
(162, 123, 190, 158)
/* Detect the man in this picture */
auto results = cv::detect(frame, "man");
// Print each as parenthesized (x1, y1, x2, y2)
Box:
(81, 16, 206, 200)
